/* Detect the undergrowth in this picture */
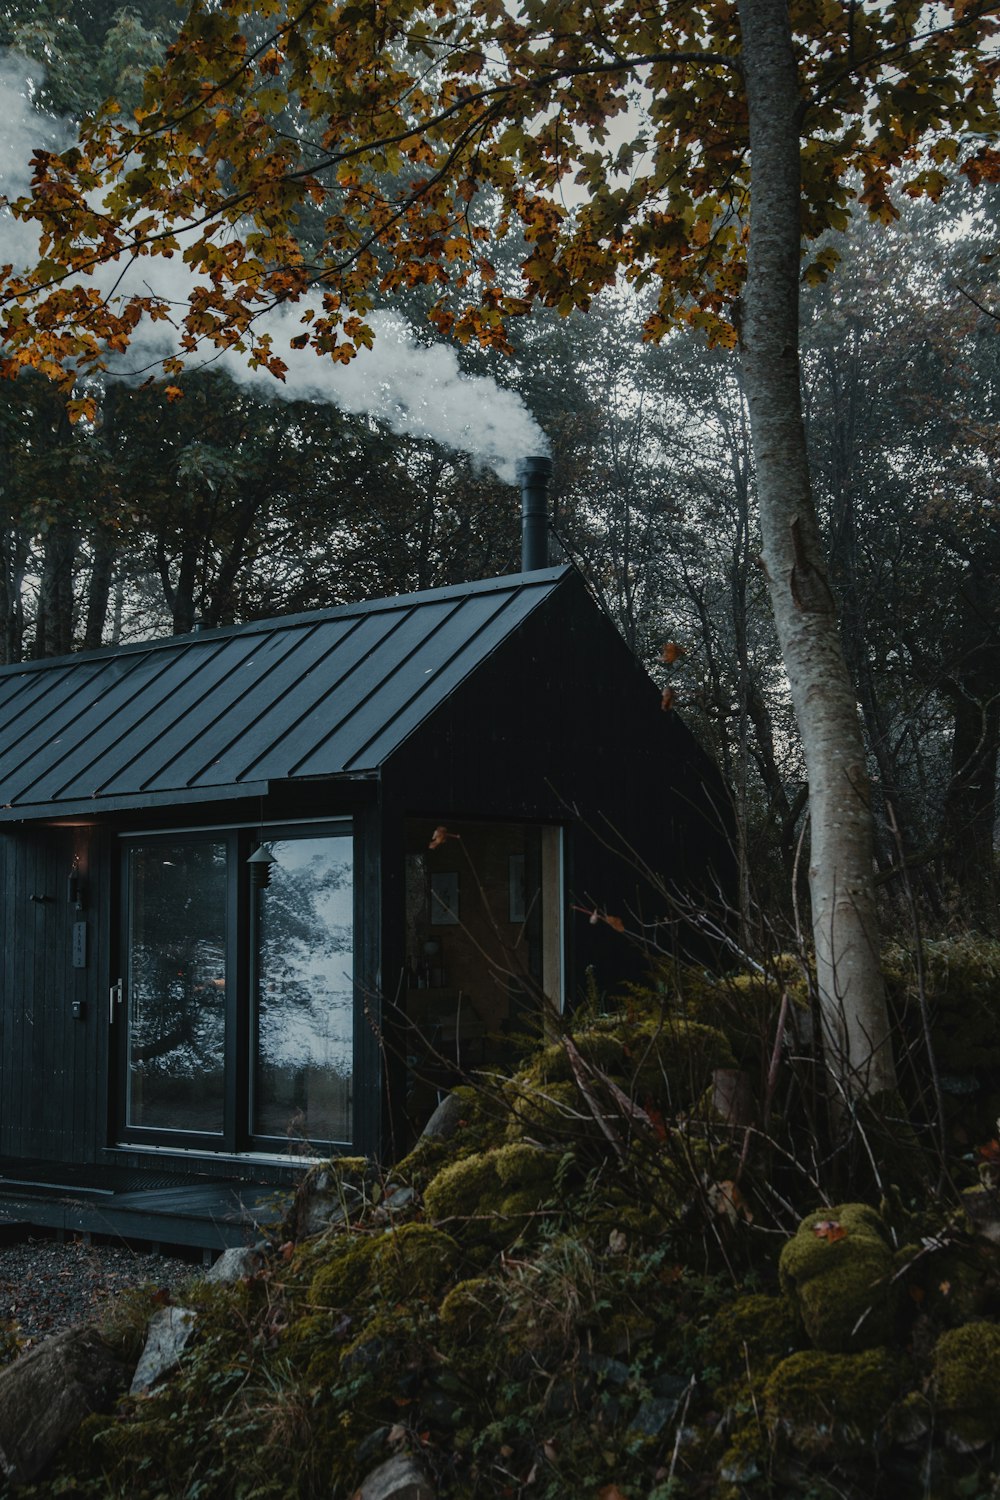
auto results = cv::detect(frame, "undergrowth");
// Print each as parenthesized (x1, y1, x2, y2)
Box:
(15, 936, 1000, 1500)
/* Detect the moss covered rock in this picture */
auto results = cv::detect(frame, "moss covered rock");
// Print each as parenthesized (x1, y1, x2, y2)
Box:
(779, 1203, 896, 1352)
(716, 1417, 767, 1494)
(763, 1347, 901, 1456)
(371, 1223, 462, 1301)
(505, 1079, 582, 1141)
(664, 958, 809, 1075)
(933, 1320, 1000, 1449)
(438, 1277, 500, 1349)
(423, 1143, 560, 1248)
(309, 1233, 380, 1310)
(289, 1155, 376, 1239)
(703, 1293, 801, 1378)
(522, 1017, 737, 1119)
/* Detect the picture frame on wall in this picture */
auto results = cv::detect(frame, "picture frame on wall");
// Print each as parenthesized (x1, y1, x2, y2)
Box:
(430, 871, 460, 925)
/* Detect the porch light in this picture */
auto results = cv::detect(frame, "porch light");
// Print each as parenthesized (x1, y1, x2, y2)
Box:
(247, 844, 277, 889)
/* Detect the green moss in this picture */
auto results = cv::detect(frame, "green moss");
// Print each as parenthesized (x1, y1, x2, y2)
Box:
(494, 1141, 557, 1189)
(308, 1233, 379, 1309)
(779, 1203, 896, 1352)
(505, 1079, 582, 1140)
(372, 1222, 462, 1301)
(422, 1152, 499, 1224)
(524, 1017, 736, 1112)
(703, 1293, 801, 1378)
(394, 1085, 508, 1188)
(716, 1416, 767, 1494)
(285, 1313, 346, 1388)
(933, 1320, 1000, 1448)
(438, 1277, 500, 1348)
(763, 1347, 901, 1456)
(340, 1309, 421, 1379)
(422, 1143, 560, 1248)
(390, 1134, 455, 1189)
(621, 956, 807, 1062)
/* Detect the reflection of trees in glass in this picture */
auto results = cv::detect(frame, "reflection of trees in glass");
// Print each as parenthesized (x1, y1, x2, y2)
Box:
(127, 841, 226, 1132)
(255, 837, 354, 1142)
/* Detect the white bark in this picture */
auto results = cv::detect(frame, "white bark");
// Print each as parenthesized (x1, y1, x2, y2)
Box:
(736, 0, 896, 1097)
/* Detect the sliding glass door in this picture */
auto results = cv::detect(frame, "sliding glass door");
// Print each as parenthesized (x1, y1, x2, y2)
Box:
(121, 823, 355, 1154)
(126, 839, 228, 1135)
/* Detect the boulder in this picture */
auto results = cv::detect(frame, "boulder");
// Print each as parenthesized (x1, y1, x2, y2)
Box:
(420, 1092, 466, 1142)
(0, 1324, 131, 1485)
(763, 1347, 901, 1457)
(291, 1158, 373, 1238)
(130, 1306, 198, 1395)
(352, 1451, 436, 1500)
(205, 1245, 264, 1284)
(778, 1203, 896, 1352)
(932, 1321, 1000, 1450)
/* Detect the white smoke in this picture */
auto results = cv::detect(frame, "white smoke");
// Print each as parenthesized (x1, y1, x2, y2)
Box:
(0, 52, 548, 482)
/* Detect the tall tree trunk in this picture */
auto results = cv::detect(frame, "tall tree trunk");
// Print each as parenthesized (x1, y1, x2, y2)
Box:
(0, 523, 29, 666)
(33, 520, 78, 658)
(737, 0, 896, 1098)
(158, 533, 199, 635)
(83, 529, 117, 651)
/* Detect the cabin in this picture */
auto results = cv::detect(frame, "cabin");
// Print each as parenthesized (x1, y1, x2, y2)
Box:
(0, 541, 733, 1248)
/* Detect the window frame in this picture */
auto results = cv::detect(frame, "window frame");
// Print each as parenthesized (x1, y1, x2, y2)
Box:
(115, 818, 357, 1158)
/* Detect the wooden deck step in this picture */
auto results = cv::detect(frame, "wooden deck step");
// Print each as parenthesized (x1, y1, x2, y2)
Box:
(0, 1166, 292, 1250)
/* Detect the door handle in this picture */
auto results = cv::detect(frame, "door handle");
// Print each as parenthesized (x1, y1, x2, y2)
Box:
(109, 978, 123, 1025)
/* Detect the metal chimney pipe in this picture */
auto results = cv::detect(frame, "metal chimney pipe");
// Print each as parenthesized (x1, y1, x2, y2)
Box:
(517, 455, 553, 572)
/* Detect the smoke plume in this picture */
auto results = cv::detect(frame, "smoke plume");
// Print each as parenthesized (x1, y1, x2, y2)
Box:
(0, 53, 548, 482)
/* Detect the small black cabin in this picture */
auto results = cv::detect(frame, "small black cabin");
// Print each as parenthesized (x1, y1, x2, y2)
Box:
(0, 563, 731, 1246)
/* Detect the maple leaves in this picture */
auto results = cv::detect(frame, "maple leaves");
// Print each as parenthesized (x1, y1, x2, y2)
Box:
(660, 640, 685, 711)
(571, 903, 626, 933)
(0, 1, 997, 387)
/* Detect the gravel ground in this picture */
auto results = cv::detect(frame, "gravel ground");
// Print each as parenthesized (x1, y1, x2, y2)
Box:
(0, 1234, 197, 1348)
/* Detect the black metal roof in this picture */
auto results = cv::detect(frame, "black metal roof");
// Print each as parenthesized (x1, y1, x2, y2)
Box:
(0, 567, 572, 820)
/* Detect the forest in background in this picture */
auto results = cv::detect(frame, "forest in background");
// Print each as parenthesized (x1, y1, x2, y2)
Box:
(2, 0, 1000, 942)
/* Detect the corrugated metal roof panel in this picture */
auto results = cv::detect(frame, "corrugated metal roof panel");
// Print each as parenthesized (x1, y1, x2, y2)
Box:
(0, 568, 570, 818)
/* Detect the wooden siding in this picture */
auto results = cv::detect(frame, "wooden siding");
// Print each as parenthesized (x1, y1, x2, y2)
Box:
(0, 823, 110, 1164)
(381, 574, 735, 1001)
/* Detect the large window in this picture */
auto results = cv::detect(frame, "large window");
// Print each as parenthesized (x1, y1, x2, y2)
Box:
(401, 819, 563, 1129)
(252, 836, 354, 1143)
(121, 824, 354, 1154)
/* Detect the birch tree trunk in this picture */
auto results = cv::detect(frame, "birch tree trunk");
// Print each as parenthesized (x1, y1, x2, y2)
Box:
(736, 0, 897, 1098)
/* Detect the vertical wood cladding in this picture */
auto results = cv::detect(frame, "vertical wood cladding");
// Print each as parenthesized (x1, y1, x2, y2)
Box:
(383, 577, 736, 999)
(0, 823, 106, 1164)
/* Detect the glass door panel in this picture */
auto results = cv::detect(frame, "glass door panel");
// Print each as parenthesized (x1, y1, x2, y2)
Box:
(253, 835, 354, 1146)
(126, 841, 227, 1134)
